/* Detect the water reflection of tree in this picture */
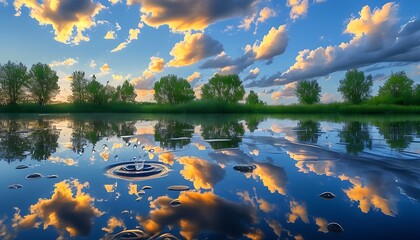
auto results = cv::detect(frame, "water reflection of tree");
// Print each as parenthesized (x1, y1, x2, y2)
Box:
(154, 120, 193, 150)
(29, 120, 60, 160)
(70, 119, 136, 152)
(339, 121, 372, 154)
(245, 115, 265, 132)
(375, 121, 416, 150)
(201, 121, 244, 149)
(294, 120, 320, 143)
(0, 120, 31, 162)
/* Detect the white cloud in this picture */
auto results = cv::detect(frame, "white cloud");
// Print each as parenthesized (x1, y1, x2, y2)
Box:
(49, 58, 78, 67)
(89, 60, 97, 69)
(244, 67, 260, 80)
(271, 82, 297, 101)
(108, 0, 121, 5)
(253, 25, 288, 60)
(187, 72, 201, 82)
(110, 28, 140, 53)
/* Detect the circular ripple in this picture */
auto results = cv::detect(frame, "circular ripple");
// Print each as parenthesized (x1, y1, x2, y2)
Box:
(104, 161, 171, 181)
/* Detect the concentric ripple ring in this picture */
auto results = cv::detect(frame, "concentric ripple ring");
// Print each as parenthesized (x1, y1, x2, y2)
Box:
(104, 161, 171, 181)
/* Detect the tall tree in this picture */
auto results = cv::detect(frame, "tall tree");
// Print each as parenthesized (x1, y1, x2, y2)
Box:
(338, 69, 372, 104)
(86, 76, 106, 104)
(201, 74, 245, 103)
(70, 71, 88, 103)
(154, 75, 195, 104)
(0, 61, 29, 105)
(377, 71, 414, 105)
(115, 80, 137, 103)
(245, 90, 264, 105)
(27, 63, 60, 105)
(294, 80, 321, 104)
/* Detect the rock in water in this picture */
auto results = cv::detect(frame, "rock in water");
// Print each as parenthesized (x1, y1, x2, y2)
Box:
(233, 164, 257, 173)
(167, 185, 190, 191)
(319, 192, 336, 199)
(26, 173, 43, 179)
(170, 199, 182, 207)
(8, 184, 23, 189)
(16, 165, 29, 169)
(46, 175, 58, 179)
(142, 186, 152, 190)
(111, 229, 149, 240)
(327, 222, 344, 233)
(156, 233, 179, 240)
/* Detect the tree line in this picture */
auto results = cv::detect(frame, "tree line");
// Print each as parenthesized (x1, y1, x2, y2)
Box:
(1, 60, 419, 106)
(295, 69, 420, 105)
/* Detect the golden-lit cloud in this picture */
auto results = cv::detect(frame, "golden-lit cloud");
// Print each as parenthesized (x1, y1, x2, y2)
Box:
(104, 31, 116, 39)
(12, 180, 103, 238)
(251, 163, 287, 195)
(256, 198, 274, 213)
(101, 216, 125, 233)
(108, 0, 121, 5)
(178, 156, 225, 190)
(187, 72, 201, 82)
(257, 7, 276, 24)
(100, 63, 111, 73)
(158, 152, 174, 165)
(14, 0, 105, 45)
(244, 67, 260, 80)
(287, 0, 309, 21)
(104, 182, 117, 193)
(192, 142, 206, 150)
(295, 160, 335, 176)
(168, 33, 223, 67)
(315, 217, 328, 233)
(111, 42, 128, 53)
(111, 28, 141, 53)
(148, 57, 165, 73)
(100, 151, 110, 161)
(287, 201, 309, 224)
(132, 0, 259, 32)
(48, 156, 78, 166)
(138, 191, 258, 239)
(49, 58, 78, 67)
(239, 13, 256, 31)
(271, 82, 297, 101)
(244, 228, 265, 240)
(344, 181, 396, 216)
(266, 219, 282, 238)
(252, 25, 288, 60)
(112, 74, 123, 81)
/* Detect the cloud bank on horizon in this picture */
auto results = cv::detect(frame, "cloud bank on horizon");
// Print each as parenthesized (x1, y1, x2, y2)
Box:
(1, 0, 419, 104)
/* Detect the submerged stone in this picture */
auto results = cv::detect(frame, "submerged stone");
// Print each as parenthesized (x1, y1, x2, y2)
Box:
(327, 222, 344, 233)
(167, 185, 190, 191)
(46, 175, 58, 179)
(8, 184, 23, 189)
(142, 186, 152, 190)
(233, 164, 257, 173)
(26, 173, 43, 179)
(16, 165, 29, 169)
(111, 229, 149, 240)
(170, 199, 182, 207)
(320, 192, 336, 199)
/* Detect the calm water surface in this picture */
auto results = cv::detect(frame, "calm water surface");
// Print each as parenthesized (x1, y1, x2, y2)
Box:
(0, 114, 419, 240)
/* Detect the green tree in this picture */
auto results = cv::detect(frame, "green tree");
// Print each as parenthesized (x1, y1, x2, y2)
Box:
(377, 71, 414, 105)
(201, 74, 245, 103)
(414, 84, 420, 105)
(245, 90, 264, 105)
(338, 69, 372, 104)
(86, 75, 114, 104)
(69, 71, 88, 103)
(294, 80, 321, 104)
(115, 80, 137, 103)
(0, 61, 29, 105)
(154, 75, 195, 104)
(27, 63, 60, 105)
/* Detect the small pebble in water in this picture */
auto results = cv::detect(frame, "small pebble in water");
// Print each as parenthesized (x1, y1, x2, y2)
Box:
(26, 173, 43, 179)
(319, 192, 336, 200)
(148, 149, 155, 153)
(167, 185, 190, 191)
(233, 164, 257, 173)
(16, 165, 29, 169)
(8, 184, 23, 189)
(170, 199, 182, 207)
(327, 222, 344, 233)
(46, 175, 58, 179)
(142, 186, 152, 190)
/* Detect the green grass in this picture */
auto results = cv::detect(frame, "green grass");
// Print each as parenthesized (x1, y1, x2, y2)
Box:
(1, 101, 420, 114)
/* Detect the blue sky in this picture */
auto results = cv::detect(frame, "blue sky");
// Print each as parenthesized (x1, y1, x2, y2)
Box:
(0, 0, 419, 104)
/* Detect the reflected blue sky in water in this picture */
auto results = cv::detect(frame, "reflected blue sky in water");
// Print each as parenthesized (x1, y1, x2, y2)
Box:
(0, 114, 419, 239)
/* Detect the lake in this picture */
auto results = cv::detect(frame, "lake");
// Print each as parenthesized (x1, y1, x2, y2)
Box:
(0, 114, 419, 240)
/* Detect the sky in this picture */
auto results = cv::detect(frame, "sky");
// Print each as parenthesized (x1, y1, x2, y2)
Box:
(0, 0, 419, 104)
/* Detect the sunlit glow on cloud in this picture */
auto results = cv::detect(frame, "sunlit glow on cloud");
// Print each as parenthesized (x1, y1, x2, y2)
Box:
(48, 156, 78, 166)
(287, 0, 309, 21)
(287, 200, 309, 224)
(12, 180, 103, 238)
(187, 71, 201, 82)
(148, 56, 165, 73)
(251, 163, 287, 195)
(104, 31, 116, 39)
(315, 217, 328, 233)
(14, 0, 105, 45)
(178, 156, 225, 190)
(49, 58, 78, 67)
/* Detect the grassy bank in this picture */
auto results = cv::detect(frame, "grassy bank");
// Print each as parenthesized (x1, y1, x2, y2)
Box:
(1, 102, 420, 114)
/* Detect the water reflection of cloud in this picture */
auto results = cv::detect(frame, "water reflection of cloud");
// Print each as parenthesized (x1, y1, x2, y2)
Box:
(159, 152, 174, 165)
(287, 201, 309, 224)
(295, 160, 334, 176)
(237, 190, 275, 213)
(101, 216, 125, 238)
(12, 180, 103, 238)
(266, 219, 282, 238)
(251, 163, 287, 195)
(48, 156, 78, 166)
(315, 217, 328, 233)
(138, 191, 258, 239)
(178, 156, 225, 190)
